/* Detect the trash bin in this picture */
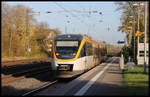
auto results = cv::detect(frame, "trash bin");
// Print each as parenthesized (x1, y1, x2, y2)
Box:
(126, 62, 135, 70)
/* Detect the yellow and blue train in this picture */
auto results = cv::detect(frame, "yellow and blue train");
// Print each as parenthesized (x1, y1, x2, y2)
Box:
(51, 34, 107, 78)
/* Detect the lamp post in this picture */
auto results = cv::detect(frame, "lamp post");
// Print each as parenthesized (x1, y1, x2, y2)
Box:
(133, 16, 136, 63)
(129, 3, 138, 63)
(133, 3, 141, 62)
(133, 2, 145, 63)
(133, 2, 147, 73)
(65, 15, 71, 34)
(144, 2, 148, 73)
(87, 11, 102, 37)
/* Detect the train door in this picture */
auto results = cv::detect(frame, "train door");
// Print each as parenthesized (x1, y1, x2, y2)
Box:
(93, 44, 97, 66)
(85, 42, 93, 70)
(98, 45, 101, 63)
(80, 43, 87, 71)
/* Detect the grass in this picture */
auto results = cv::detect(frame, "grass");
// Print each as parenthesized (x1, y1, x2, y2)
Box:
(123, 65, 149, 96)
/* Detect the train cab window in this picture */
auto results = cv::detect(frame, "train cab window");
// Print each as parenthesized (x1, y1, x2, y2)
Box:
(54, 40, 80, 59)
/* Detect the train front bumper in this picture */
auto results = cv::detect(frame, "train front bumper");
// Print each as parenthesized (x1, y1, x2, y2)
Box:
(56, 70, 84, 78)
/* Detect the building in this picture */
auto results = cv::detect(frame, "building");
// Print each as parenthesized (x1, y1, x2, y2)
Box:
(137, 43, 149, 65)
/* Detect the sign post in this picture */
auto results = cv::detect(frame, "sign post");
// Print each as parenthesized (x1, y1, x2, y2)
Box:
(117, 40, 125, 70)
(135, 30, 142, 37)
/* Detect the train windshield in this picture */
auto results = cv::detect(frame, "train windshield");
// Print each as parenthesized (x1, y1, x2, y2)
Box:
(55, 40, 81, 59)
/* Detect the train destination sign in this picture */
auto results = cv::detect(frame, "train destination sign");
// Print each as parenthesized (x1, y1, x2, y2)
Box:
(56, 41, 78, 47)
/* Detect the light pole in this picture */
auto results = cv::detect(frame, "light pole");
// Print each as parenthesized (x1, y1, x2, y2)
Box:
(144, 2, 148, 73)
(133, 16, 136, 63)
(133, 3, 141, 61)
(133, 2, 148, 73)
(133, 2, 145, 63)
(129, 3, 139, 63)
(65, 15, 71, 34)
(87, 11, 102, 37)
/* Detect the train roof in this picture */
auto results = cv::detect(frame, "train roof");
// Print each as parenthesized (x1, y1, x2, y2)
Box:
(55, 34, 102, 46)
(55, 34, 83, 40)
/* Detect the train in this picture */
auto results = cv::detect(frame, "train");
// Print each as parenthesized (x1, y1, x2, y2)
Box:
(51, 34, 107, 78)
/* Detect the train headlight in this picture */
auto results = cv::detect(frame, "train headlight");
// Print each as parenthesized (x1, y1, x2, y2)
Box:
(56, 53, 59, 56)
(73, 53, 76, 56)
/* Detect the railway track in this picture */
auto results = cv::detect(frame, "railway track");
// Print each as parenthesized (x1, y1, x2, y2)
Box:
(2, 58, 52, 85)
(22, 76, 77, 96)
(22, 80, 58, 96)
(2, 66, 51, 85)
(2, 57, 51, 67)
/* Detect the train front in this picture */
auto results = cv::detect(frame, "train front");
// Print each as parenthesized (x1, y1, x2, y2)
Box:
(52, 34, 84, 78)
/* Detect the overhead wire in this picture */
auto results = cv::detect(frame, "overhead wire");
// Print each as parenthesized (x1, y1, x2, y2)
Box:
(54, 2, 89, 27)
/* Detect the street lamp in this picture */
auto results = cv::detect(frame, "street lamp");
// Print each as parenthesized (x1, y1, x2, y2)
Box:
(143, 2, 148, 73)
(133, 2, 147, 73)
(133, 3, 140, 54)
(133, 2, 145, 45)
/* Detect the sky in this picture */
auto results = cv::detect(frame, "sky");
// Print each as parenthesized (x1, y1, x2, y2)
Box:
(5, 1, 126, 45)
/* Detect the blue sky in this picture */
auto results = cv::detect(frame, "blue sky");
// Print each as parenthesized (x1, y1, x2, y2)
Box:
(5, 1, 126, 45)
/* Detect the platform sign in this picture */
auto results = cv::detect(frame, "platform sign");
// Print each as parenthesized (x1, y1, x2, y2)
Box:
(117, 41, 125, 44)
(135, 30, 142, 37)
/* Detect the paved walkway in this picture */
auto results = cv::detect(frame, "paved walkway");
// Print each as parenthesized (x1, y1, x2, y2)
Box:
(83, 60, 126, 96)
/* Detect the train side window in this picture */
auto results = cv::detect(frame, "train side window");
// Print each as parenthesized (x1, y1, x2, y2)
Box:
(95, 47, 98, 58)
(85, 43, 88, 56)
(81, 44, 86, 57)
(85, 42, 92, 56)
(84, 44, 86, 56)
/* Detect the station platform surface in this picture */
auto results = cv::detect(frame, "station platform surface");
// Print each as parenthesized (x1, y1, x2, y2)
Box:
(35, 57, 126, 96)
(80, 58, 125, 96)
